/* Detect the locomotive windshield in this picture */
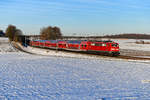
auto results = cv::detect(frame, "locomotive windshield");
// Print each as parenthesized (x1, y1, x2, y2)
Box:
(111, 43, 118, 47)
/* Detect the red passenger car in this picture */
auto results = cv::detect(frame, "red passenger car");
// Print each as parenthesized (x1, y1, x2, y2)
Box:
(30, 40, 120, 56)
(58, 41, 67, 49)
(67, 40, 81, 51)
(30, 40, 40, 47)
(45, 40, 57, 48)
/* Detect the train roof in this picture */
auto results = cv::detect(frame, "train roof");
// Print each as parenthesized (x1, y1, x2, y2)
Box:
(62, 39, 113, 42)
(33, 40, 116, 44)
(33, 40, 40, 42)
(67, 40, 83, 44)
(89, 40, 114, 43)
(34, 40, 48, 42)
(47, 40, 58, 43)
(34, 40, 59, 43)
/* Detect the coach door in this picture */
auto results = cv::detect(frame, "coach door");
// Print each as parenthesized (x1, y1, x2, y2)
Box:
(80, 43, 88, 51)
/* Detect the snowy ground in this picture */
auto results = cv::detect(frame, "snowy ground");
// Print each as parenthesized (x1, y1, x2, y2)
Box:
(109, 39, 150, 57)
(0, 38, 17, 52)
(1, 53, 150, 100)
(1, 38, 150, 99)
(112, 39, 150, 51)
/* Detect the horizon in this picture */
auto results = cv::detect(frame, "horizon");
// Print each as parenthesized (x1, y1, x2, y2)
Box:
(0, 0, 150, 36)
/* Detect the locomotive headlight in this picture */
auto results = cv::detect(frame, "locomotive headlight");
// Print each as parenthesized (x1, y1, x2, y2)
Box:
(111, 48, 115, 50)
(111, 48, 119, 51)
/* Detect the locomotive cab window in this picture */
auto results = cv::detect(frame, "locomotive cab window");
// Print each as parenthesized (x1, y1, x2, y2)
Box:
(95, 43, 102, 46)
(112, 43, 118, 47)
(81, 44, 87, 48)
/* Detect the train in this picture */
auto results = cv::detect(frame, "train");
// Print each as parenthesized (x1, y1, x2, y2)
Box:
(30, 40, 120, 56)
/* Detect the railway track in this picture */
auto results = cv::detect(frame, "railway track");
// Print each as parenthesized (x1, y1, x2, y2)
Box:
(11, 42, 150, 61)
(115, 55, 150, 61)
(11, 42, 36, 55)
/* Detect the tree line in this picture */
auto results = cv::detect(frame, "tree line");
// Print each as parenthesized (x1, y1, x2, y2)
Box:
(1, 25, 150, 41)
(0, 25, 62, 41)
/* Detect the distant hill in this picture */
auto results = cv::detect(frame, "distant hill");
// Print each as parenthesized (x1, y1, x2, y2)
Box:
(63, 34, 150, 40)
(22, 33, 150, 40)
(102, 34, 150, 39)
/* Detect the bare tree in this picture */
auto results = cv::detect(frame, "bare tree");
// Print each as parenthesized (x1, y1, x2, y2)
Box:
(53, 26, 62, 39)
(40, 26, 62, 40)
(14, 29, 23, 42)
(5, 25, 23, 41)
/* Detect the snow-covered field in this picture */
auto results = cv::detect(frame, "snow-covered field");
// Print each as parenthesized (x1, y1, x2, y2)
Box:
(0, 38, 17, 52)
(1, 38, 150, 99)
(1, 52, 150, 99)
(112, 39, 150, 51)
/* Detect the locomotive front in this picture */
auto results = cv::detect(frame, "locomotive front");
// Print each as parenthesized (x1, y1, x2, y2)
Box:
(108, 42, 120, 56)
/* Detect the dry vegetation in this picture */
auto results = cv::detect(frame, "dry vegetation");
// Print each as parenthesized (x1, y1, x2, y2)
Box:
(40, 26, 62, 40)
(5, 25, 22, 41)
(135, 40, 150, 44)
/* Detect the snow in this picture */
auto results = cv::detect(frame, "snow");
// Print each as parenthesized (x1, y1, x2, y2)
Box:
(134, 56, 150, 58)
(1, 38, 150, 99)
(0, 37, 9, 41)
(0, 53, 150, 99)
(0, 38, 18, 53)
(112, 39, 150, 51)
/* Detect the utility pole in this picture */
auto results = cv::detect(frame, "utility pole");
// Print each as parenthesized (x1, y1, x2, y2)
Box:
(56, 39, 58, 53)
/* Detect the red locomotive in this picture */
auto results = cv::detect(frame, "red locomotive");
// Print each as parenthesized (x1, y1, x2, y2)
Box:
(30, 40, 120, 56)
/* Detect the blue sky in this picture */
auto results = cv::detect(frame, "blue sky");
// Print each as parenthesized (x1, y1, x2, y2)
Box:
(0, 0, 150, 36)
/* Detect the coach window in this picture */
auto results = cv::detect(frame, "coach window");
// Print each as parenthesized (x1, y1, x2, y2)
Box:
(95, 43, 98, 46)
(96, 43, 102, 46)
(102, 44, 106, 46)
(100, 43, 103, 46)
(95, 43, 97, 46)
